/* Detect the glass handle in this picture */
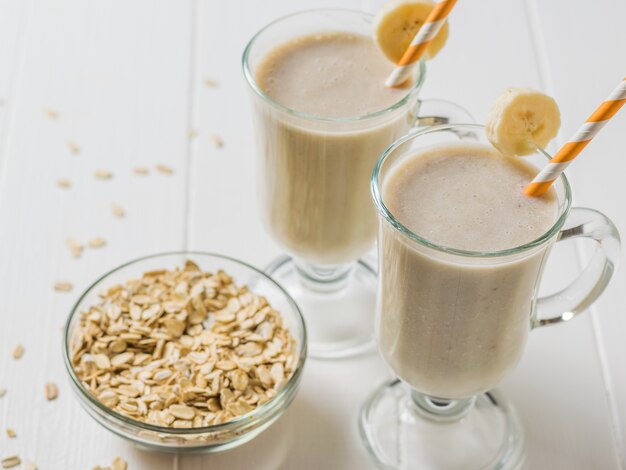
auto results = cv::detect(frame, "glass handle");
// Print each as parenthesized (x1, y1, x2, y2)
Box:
(535, 207, 621, 327)
(412, 98, 475, 128)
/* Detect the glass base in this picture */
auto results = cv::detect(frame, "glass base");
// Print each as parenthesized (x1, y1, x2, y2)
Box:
(265, 255, 376, 359)
(359, 379, 525, 470)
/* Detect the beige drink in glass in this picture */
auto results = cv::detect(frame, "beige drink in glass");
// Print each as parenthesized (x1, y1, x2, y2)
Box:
(254, 31, 413, 265)
(380, 142, 558, 398)
(360, 124, 620, 469)
(244, 10, 472, 358)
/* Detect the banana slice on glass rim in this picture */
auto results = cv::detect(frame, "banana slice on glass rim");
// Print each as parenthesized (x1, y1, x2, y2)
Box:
(486, 88, 561, 156)
(373, 0, 450, 64)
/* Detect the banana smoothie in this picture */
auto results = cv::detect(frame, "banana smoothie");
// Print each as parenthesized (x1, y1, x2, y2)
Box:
(379, 142, 558, 398)
(254, 32, 415, 265)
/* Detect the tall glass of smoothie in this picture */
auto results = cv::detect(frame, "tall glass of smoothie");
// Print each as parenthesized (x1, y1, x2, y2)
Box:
(360, 123, 620, 468)
(242, 9, 472, 358)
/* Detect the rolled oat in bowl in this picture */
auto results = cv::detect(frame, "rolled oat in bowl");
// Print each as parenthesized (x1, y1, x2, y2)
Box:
(70, 259, 298, 429)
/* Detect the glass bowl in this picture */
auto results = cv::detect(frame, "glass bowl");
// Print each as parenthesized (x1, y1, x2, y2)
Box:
(62, 252, 307, 453)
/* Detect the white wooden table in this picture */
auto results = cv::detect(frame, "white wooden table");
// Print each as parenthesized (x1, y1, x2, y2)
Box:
(0, 0, 624, 468)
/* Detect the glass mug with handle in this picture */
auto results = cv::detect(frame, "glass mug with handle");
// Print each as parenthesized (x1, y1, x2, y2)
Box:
(242, 9, 473, 358)
(360, 123, 620, 469)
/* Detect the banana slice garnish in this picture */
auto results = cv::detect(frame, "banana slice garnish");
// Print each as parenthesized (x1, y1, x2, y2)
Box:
(486, 88, 561, 156)
(373, 0, 449, 64)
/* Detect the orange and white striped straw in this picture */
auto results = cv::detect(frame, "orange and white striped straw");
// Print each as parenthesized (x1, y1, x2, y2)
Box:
(524, 77, 626, 197)
(385, 0, 457, 88)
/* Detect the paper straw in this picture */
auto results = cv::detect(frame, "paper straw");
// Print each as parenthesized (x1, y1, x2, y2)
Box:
(524, 77, 626, 197)
(385, 0, 457, 88)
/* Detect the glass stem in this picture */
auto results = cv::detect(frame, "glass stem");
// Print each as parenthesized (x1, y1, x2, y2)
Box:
(293, 259, 354, 293)
(410, 389, 477, 423)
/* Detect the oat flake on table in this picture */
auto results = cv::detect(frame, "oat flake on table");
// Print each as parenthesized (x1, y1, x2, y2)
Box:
(112, 203, 126, 218)
(54, 281, 73, 292)
(43, 108, 59, 119)
(112, 457, 127, 470)
(88, 238, 107, 248)
(1, 455, 20, 469)
(57, 178, 72, 189)
(133, 166, 150, 175)
(210, 133, 224, 148)
(12, 344, 24, 359)
(155, 164, 174, 175)
(45, 383, 59, 401)
(94, 169, 113, 180)
(66, 238, 84, 258)
(67, 142, 80, 154)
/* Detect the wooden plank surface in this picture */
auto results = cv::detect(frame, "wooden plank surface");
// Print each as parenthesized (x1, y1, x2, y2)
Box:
(0, 0, 624, 468)
(0, 0, 191, 468)
(0, 0, 31, 173)
(529, 1, 626, 467)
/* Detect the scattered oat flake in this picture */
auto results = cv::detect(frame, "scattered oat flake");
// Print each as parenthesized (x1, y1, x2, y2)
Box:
(23, 460, 37, 470)
(156, 164, 174, 175)
(112, 203, 125, 218)
(0, 387, 6, 397)
(88, 237, 107, 248)
(57, 178, 72, 189)
(66, 238, 84, 258)
(54, 281, 73, 292)
(5, 428, 16, 438)
(94, 169, 113, 180)
(12, 344, 24, 360)
(45, 382, 58, 401)
(133, 166, 150, 175)
(188, 128, 198, 140)
(1, 456, 20, 469)
(112, 457, 127, 470)
(67, 142, 80, 154)
(204, 78, 219, 88)
(43, 108, 59, 119)
(210, 134, 224, 148)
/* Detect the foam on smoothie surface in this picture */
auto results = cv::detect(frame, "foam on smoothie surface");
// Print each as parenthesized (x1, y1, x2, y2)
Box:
(256, 32, 411, 118)
(383, 142, 559, 252)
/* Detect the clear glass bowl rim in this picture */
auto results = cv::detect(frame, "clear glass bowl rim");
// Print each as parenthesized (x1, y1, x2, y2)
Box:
(62, 250, 308, 435)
